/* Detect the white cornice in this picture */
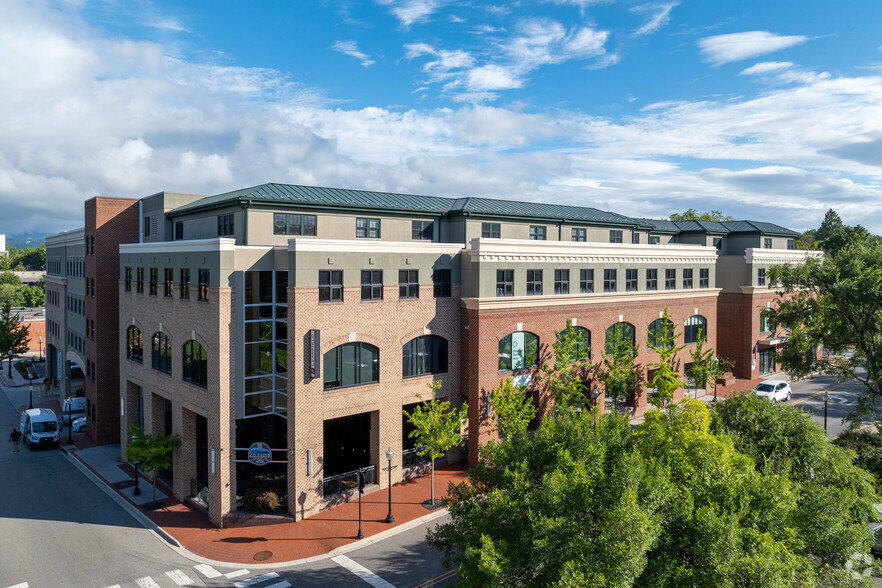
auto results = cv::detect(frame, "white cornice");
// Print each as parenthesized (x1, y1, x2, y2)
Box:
(44, 276, 67, 286)
(744, 248, 822, 265)
(466, 238, 717, 263)
(462, 288, 721, 310)
(46, 228, 85, 247)
(289, 238, 464, 255)
(120, 238, 237, 255)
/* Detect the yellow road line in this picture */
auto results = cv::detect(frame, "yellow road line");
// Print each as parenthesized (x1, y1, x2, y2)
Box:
(790, 378, 855, 406)
(414, 569, 456, 588)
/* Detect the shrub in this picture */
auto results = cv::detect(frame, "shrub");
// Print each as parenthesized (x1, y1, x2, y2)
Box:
(241, 475, 287, 512)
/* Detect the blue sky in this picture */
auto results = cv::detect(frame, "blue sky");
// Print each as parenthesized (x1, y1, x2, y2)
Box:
(2, 0, 882, 235)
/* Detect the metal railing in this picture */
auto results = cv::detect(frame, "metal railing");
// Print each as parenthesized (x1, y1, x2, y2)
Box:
(402, 445, 430, 468)
(190, 478, 209, 506)
(322, 465, 375, 497)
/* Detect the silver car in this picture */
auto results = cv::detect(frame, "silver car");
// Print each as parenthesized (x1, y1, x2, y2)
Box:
(755, 379, 792, 402)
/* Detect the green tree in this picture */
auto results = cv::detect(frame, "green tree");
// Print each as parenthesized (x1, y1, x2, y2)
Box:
(815, 208, 843, 242)
(0, 272, 21, 287)
(404, 380, 468, 507)
(595, 328, 640, 413)
(819, 224, 875, 256)
(767, 236, 882, 423)
(669, 208, 734, 222)
(0, 283, 23, 307)
(21, 282, 44, 308)
(646, 308, 684, 409)
(835, 428, 882, 494)
(688, 330, 734, 397)
(539, 319, 591, 411)
(488, 377, 536, 439)
(0, 302, 30, 365)
(125, 424, 182, 506)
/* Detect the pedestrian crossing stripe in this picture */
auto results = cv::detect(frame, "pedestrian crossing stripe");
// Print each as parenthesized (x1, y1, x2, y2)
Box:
(135, 577, 161, 588)
(225, 568, 250, 579)
(234, 572, 279, 587)
(263, 582, 291, 588)
(166, 569, 194, 585)
(193, 564, 221, 578)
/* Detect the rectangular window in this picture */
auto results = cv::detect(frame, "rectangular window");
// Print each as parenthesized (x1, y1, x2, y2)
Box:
(699, 268, 710, 288)
(580, 269, 594, 293)
(198, 269, 209, 301)
(529, 225, 547, 240)
(649, 235, 660, 245)
(713, 237, 722, 250)
(526, 270, 543, 296)
(787, 239, 795, 250)
(136, 268, 144, 293)
(180, 268, 190, 299)
(646, 269, 658, 291)
(764, 237, 773, 249)
(632, 232, 640, 244)
(412, 220, 434, 240)
(625, 269, 638, 292)
(760, 310, 774, 333)
(665, 269, 676, 290)
(174, 221, 183, 240)
(143, 216, 151, 237)
(757, 268, 766, 287)
(399, 270, 419, 299)
(683, 268, 694, 289)
(319, 270, 343, 302)
(149, 268, 158, 296)
(433, 269, 451, 298)
(356, 217, 381, 238)
(361, 270, 383, 301)
(273, 213, 318, 236)
(572, 228, 586, 242)
(554, 269, 569, 294)
(496, 269, 514, 297)
(217, 213, 234, 236)
(609, 230, 623, 243)
(603, 269, 617, 293)
(164, 268, 173, 297)
(481, 223, 500, 239)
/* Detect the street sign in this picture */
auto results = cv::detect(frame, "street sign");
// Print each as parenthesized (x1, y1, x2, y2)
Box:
(247, 442, 272, 466)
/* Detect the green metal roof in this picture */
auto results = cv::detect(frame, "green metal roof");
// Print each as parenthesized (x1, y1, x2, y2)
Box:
(449, 197, 639, 226)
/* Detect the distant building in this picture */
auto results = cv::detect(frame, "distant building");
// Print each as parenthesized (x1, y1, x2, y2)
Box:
(0, 234, 6, 256)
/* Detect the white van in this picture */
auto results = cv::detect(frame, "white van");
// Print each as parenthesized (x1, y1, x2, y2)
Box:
(20, 408, 60, 449)
(61, 397, 86, 424)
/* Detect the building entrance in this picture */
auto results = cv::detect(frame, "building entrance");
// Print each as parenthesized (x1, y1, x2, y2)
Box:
(759, 348, 776, 375)
(323, 412, 371, 477)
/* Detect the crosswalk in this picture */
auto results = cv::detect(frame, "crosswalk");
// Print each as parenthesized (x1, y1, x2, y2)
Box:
(2, 564, 291, 588)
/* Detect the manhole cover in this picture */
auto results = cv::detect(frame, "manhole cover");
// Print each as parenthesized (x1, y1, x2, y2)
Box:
(112, 481, 135, 489)
(253, 551, 273, 562)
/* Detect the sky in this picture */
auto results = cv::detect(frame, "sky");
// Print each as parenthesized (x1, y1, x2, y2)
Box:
(3, 0, 882, 237)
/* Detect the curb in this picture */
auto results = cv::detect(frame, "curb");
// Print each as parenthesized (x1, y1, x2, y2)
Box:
(61, 442, 451, 569)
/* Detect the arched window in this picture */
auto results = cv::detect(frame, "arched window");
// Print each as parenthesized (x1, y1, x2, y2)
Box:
(152, 332, 171, 374)
(324, 342, 379, 390)
(402, 335, 448, 378)
(684, 315, 707, 344)
(126, 326, 142, 363)
(648, 318, 674, 350)
(559, 326, 591, 361)
(605, 322, 635, 354)
(183, 340, 207, 387)
(498, 331, 539, 371)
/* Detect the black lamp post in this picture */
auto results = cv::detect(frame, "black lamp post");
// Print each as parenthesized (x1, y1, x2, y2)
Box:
(823, 391, 830, 434)
(67, 399, 73, 444)
(7, 350, 12, 379)
(385, 448, 395, 524)
(27, 373, 34, 409)
(38, 336, 42, 362)
(356, 470, 364, 540)
(133, 461, 141, 496)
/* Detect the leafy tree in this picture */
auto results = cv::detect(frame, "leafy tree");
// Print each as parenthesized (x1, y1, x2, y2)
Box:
(21, 282, 44, 308)
(767, 237, 882, 423)
(835, 428, 882, 494)
(539, 319, 591, 411)
(815, 208, 843, 242)
(404, 380, 468, 507)
(0, 272, 21, 287)
(669, 208, 734, 222)
(595, 328, 640, 413)
(688, 330, 734, 396)
(488, 377, 536, 439)
(819, 224, 875, 256)
(0, 283, 23, 307)
(0, 302, 30, 364)
(125, 424, 182, 506)
(646, 308, 684, 408)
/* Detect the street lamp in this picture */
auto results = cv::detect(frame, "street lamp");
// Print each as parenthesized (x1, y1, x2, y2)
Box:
(823, 391, 830, 434)
(7, 349, 12, 379)
(67, 399, 73, 444)
(130, 433, 141, 496)
(27, 372, 34, 409)
(356, 471, 364, 540)
(38, 336, 42, 362)
(385, 448, 395, 524)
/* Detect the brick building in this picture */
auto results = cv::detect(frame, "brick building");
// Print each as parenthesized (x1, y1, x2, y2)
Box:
(49, 183, 818, 527)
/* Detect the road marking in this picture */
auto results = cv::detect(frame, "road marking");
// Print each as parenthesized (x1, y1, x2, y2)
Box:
(166, 569, 194, 585)
(104, 585, 121, 588)
(790, 379, 856, 406)
(414, 569, 456, 588)
(234, 573, 279, 587)
(829, 394, 855, 405)
(225, 569, 250, 579)
(6, 583, 29, 588)
(135, 578, 161, 588)
(194, 564, 222, 579)
(332, 555, 396, 588)
(264, 582, 292, 588)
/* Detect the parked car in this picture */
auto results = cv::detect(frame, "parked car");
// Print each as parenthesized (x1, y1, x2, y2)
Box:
(755, 379, 792, 402)
(20, 408, 60, 449)
(71, 416, 86, 433)
(61, 396, 86, 424)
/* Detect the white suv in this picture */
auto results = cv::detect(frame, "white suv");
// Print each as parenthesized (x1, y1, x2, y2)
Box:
(755, 379, 792, 402)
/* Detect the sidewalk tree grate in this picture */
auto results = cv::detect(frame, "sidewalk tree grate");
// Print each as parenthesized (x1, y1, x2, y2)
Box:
(253, 550, 273, 561)
(112, 480, 135, 489)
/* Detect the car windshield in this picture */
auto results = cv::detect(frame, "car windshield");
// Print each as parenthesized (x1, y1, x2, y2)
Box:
(756, 384, 775, 393)
(32, 421, 57, 433)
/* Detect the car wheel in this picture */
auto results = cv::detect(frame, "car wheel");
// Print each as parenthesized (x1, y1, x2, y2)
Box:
(786, 392, 791, 402)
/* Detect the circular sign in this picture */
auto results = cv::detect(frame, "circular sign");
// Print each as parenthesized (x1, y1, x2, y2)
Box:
(247, 442, 272, 466)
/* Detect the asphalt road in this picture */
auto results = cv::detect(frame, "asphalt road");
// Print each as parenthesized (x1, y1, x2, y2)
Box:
(781, 372, 878, 438)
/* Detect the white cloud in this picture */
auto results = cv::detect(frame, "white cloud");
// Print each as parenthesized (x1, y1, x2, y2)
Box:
(740, 61, 794, 75)
(332, 40, 376, 67)
(375, 0, 447, 27)
(698, 31, 809, 66)
(632, 2, 679, 37)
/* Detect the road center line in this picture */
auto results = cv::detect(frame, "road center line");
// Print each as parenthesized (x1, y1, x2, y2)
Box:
(332, 555, 397, 588)
(790, 378, 855, 406)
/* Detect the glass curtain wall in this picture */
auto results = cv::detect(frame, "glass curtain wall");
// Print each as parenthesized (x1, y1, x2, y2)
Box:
(243, 270, 288, 418)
